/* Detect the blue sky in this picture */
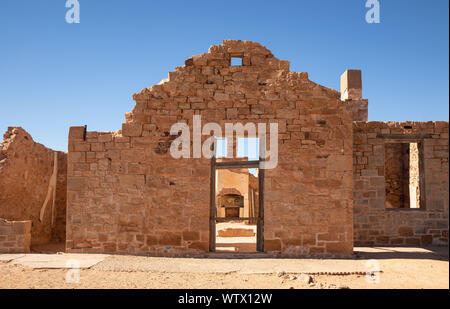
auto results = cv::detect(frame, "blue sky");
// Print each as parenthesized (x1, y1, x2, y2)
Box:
(217, 137, 259, 175)
(0, 0, 448, 151)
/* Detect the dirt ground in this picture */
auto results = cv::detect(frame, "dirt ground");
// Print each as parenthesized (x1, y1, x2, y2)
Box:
(0, 246, 448, 289)
(216, 222, 257, 252)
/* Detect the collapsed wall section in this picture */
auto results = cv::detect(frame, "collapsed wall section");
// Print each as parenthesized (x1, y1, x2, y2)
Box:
(0, 127, 67, 247)
(353, 121, 449, 245)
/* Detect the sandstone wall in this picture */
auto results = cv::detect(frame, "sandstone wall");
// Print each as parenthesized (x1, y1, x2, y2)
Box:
(0, 127, 67, 246)
(0, 219, 31, 253)
(67, 40, 354, 256)
(353, 121, 449, 245)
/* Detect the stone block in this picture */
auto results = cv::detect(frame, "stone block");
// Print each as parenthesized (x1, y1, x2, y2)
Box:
(159, 233, 182, 246)
(264, 239, 282, 252)
(69, 126, 86, 141)
(325, 241, 352, 254)
(398, 227, 414, 237)
(182, 231, 200, 241)
(122, 123, 143, 137)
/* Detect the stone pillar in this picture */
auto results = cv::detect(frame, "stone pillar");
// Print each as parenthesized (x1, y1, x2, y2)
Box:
(341, 69, 362, 101)
(340, 70, 368, 121)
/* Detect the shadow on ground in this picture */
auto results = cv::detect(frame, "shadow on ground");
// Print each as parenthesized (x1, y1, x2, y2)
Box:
(23, 245, 449, 262)
(354, 246, 449, 261)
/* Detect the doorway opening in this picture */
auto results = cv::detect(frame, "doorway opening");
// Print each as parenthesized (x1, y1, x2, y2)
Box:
(209, 137, 264, 253)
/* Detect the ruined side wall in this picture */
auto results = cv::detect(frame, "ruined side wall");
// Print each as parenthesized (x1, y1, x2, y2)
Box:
(67, 40, 354, 256)
(353, 121, 449, 245)
(0, 219, 31, 253)
(0, 127, 67, 245)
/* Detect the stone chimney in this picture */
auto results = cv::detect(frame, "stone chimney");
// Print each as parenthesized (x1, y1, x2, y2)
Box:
(341, 69, 362, 101)
(340, 69, 368, 121)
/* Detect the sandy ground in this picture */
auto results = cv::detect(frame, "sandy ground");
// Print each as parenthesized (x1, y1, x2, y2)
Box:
(0, 246, 448, 289)
(216, 222, 256, 252)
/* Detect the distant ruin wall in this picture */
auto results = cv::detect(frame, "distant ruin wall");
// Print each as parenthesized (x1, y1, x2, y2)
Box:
(0, 219, 31, 253)
(353, 121, 449, 246)
(0, 127, 67, 246)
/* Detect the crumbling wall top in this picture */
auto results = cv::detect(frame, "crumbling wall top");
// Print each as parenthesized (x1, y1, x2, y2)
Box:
(129, 40, 341, 127)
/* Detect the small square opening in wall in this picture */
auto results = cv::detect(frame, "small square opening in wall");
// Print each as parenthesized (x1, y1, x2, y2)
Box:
(231, 57, 243, 66)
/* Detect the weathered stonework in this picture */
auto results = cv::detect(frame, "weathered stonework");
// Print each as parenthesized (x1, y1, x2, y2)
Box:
(66, 40, 355, 256)
(3, 40, 446, 256)
(340, 70, 368, 122)
(353, 121, 449, 245)
(0, 127, 67, 246)
(0, 219, 31, 253)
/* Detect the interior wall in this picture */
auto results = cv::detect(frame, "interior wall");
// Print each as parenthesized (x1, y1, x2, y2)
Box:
(0, 127, 67, 246)
(353, 121, 449, 246)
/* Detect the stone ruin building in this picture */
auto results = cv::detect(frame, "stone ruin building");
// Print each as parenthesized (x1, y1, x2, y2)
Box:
(0, 128, 67, 252)
(0, 40, 448, 256)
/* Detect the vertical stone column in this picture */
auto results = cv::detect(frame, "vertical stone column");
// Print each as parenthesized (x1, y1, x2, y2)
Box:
(340, 70, 368, 121)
